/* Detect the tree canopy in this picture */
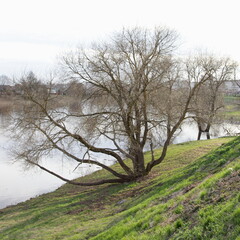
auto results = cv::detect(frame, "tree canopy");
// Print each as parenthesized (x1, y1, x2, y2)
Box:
(12, 27, 237, 185)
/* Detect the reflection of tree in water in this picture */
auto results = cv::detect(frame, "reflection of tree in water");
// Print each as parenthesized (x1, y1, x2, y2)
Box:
(0, 113, 11, 129)
(219, 123, 240, 137)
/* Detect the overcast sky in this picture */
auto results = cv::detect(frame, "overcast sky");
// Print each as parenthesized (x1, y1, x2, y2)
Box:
(1, 0, 240, 77)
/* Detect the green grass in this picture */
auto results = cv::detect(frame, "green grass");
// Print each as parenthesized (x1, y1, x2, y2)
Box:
(224, 111, 240, 118)
(0, 137, 239, 240)
(224, 96, 240, 102)
(223, 95, 240, 120)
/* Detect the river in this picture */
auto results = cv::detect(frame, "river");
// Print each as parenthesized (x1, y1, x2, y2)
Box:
(0, 115, 239, 209)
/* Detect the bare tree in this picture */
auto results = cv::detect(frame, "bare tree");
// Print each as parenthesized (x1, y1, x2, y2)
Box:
(13, 28, 213, 186)
(19, 71, 48, 97)
(0, 75, 12, 95)
(0, 75, 11, 85)
(189, 55, 237, 140)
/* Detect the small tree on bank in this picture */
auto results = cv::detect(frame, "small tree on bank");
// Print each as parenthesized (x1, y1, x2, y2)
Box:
(13, 28, 215, 185)
(189, 56, 237, 140)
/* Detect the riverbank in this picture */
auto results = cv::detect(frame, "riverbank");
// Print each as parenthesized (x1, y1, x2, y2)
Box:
(1, 113, 237, 211)
(1, 94, 240, 120)
(223, 95, 240, 122)
(0, 95, 85, 115)
(1, 137, 239, 239)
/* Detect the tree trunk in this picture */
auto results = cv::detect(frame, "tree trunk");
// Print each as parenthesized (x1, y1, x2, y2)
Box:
(197, 127, 202, 140)
(133, 149, 146, 177)
(206, 124, 211, 139)
(197, 125, 203, 140)
(197, 124, 211, 140)
(206, 131, 210, 139)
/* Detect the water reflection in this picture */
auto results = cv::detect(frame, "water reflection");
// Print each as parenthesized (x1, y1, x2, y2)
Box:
(0, 113, 116, 209)
(0, 114, 239, 209)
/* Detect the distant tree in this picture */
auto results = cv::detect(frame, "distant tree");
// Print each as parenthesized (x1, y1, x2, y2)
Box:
(0, 75, 12, 95)
(0, 75, 11, 85)
(13, 28, 212, 186)
(189, 55, 237, 140)
(18, 71, 48, 100)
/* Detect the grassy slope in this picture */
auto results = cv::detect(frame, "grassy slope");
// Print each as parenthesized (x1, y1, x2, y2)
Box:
(223, 96, 240, 120)
(0, 137, 240, 240)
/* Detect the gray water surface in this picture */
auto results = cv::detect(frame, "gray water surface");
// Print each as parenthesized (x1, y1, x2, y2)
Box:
(0, 117, 238, 209)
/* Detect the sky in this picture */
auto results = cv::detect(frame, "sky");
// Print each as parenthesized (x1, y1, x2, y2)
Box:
(1, 0, 240, 78)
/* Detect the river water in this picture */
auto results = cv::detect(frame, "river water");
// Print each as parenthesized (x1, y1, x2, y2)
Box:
(0, 128, 98, 209)
(0, 116, 239, 209)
